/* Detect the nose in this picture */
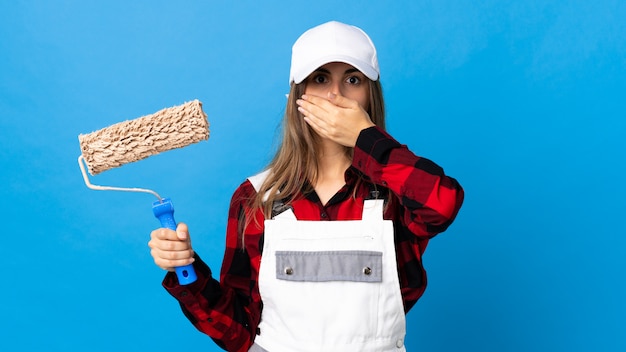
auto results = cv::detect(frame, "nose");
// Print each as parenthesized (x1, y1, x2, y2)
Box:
(329, 79, 342, 96)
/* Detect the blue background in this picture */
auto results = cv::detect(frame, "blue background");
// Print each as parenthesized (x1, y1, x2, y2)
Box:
(1, 1, 625, 351)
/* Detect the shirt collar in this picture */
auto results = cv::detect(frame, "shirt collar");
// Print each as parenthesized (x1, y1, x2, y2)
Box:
(301, 167, 361, 205)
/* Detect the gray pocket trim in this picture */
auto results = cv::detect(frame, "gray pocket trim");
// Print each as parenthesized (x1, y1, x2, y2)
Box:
(275, 250, 383, 282)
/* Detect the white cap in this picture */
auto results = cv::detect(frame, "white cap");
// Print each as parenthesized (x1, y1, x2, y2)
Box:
(289, 21, 379, 84)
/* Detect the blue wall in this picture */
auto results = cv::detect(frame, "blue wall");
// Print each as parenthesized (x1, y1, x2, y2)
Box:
(1, 1, 624, 351)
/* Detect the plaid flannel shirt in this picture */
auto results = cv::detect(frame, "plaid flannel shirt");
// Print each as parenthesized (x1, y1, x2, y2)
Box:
(163, 126, 464, 352)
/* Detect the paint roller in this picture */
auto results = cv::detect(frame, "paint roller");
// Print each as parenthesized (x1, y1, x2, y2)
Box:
(77, 100, 209, 285)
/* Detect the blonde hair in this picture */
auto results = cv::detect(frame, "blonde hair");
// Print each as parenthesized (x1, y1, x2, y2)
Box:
(246, 78, 386, 222)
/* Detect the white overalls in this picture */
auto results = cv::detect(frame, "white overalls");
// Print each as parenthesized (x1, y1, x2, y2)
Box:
(248, 171, 406, 352)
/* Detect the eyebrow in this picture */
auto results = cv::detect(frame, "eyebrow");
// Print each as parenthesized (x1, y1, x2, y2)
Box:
(313, 67, 361, 75)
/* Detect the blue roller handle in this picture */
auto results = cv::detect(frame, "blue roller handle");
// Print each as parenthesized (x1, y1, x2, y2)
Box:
(152, 198, 197, 285)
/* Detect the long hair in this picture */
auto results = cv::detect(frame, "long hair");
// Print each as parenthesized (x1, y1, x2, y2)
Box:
(251, 78, 386, 220)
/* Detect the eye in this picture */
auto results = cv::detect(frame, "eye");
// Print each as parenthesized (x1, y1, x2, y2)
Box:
(311, 74, 328, 84)
(346, 75, 362, 85)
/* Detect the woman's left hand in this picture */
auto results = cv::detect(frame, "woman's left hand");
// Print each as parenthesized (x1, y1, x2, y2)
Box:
(297, 92, 375, 147)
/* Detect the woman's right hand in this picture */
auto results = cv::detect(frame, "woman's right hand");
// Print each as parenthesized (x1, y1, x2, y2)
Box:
(148, 222, 195, 272)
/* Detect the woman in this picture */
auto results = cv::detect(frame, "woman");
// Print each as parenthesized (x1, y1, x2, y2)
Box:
(149, 21, 464, 352)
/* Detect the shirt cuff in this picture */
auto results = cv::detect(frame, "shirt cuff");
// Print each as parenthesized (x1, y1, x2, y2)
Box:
(353, 126, 402, 174)
(162, 254, 213, 306)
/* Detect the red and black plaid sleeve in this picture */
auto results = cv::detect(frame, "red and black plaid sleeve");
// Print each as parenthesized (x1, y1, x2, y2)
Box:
(353, 126, 464, 238)
(163, 181, 263, 352)
(353, 126, 464, 310)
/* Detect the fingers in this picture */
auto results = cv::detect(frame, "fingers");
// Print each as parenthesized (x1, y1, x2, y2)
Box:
(299, 94, 333, 112)
(148, 223, 195, 271)
(297, 101, 329, 136)
(297, 93, 373, 147)
(176, 222, 189, 241)
(326, 92, 360, 109)
(297, 95, 330, 121)
(298, 92, 359, 111)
